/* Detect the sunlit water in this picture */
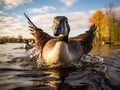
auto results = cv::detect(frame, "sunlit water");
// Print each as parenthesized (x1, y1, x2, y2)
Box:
(0, 43, 120, 90)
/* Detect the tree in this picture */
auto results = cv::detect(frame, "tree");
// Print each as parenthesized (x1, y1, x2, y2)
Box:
(105, 3, 115, 42)
(114, 17, 120, 42)
(89, 10, 104, 44)
(89, 3, 120, 44)
(18, 35, 23, 42)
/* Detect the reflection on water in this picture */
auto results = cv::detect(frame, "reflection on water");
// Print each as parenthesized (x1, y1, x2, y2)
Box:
(91, 44, 120, 58)
(0, 43, 120, 90)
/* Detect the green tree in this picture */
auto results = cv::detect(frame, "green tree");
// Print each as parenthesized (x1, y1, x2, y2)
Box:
(105, 3, 115, 42)
(89, 3, 120, 44)
(105, 3, 120, 43)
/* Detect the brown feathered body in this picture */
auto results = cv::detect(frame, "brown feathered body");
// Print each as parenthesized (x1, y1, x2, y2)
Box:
(25, 14, 97, 65)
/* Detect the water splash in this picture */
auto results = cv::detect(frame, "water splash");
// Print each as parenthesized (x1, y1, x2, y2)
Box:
(81, 54, 104, 64)
(29, 47, 40, 59)
(0, 43, 119, 90)
(29, 48, 106, 72)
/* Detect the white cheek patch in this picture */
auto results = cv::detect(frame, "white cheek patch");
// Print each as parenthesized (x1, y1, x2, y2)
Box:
(63, 21, 68, 36)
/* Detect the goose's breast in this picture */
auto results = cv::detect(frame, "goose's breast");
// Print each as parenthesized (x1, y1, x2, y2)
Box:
(42, 39, 83, 64)
(42, 39, 56, 59)
(42, 39, 72, 64)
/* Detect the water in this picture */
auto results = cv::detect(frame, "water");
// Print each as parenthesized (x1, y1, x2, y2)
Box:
(0, 43, 120, 90)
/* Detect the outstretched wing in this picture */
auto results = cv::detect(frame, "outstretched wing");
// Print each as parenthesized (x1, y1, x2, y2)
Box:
(71, 24, 97, 41)
(71, 24, 97, 54)
(24, 13, 53, 51)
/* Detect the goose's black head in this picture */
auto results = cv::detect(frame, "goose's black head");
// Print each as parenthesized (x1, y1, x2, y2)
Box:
(52, 16, 70, 37)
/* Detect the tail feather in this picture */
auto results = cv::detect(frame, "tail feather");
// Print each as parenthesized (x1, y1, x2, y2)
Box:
(24, 13, 43, 36)
(84, 24, 97, 43)
(86, 24, 97, 34)
(24, 13, 53, 51)
(24, 13, 37, 29)
(81, 24, 97, 54)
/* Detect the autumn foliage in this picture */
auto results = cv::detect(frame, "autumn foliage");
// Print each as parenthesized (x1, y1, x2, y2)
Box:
(89, 4, 120, 44)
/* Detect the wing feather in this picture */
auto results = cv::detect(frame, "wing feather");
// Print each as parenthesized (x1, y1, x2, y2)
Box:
(24, 13, 53, 51)
(71, 24, 97, 54)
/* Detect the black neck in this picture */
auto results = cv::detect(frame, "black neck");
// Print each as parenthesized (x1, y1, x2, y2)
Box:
(57, 35, 68, 44)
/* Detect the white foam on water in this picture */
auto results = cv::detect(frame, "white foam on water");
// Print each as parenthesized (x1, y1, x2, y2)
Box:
(29, 48, 106, 72)
(81, 54, 104, 64)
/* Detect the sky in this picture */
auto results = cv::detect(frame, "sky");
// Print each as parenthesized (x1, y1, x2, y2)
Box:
(0, 0, 120, 38)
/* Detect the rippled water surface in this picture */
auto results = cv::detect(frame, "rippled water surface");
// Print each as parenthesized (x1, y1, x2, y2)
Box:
(0, 43, 120, 90)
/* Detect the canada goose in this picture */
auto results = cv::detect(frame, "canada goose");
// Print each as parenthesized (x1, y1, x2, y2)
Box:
(24, 14, 97, 65)
(23, 40, 34, 49)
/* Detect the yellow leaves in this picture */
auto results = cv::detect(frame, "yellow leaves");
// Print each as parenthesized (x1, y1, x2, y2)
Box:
(102, 29, 109, 38)
(89, 3, 120, 43)
(100, 15, 109, 29)
(89, 10, 104, 26)
(89, 10, 110, 42)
